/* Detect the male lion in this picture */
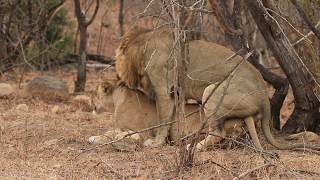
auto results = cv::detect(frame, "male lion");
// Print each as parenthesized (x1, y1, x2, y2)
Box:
(90, 81, 248, 149)
(115, 28, 319, 150)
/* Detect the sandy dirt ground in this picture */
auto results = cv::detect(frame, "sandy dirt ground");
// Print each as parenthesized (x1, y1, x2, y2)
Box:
(1, 69, 320, 179)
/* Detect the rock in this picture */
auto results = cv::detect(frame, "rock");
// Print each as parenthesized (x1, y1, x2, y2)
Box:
(286, 131, 319, 142)
(0, 83, 14, 97)
(25, 76, 69, 101)
(16, 104, 29, 112)
(51, 105, 60, 114)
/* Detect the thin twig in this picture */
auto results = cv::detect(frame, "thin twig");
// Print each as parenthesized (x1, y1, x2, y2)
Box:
(265, 7, 312, 44)
(195, 159, 239, 178)
(263, 3, 320, 91)
(233, 163, 274, 180)
(290, 0, 320, 40)
(74, 120, 176, 158)
(86, 0, 99, 27)
(292, 169, 320, 176)
(292, 20, 320, 46)
(101, 160, 125, 179)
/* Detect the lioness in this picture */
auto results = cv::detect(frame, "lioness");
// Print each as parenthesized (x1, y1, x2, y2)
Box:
(90, 81, 248, 149)
(115, 28, 319, 150)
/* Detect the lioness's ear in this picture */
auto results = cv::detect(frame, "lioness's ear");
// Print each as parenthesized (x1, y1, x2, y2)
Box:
(101, 82, 114, 94)
(116, 80, 126, 87)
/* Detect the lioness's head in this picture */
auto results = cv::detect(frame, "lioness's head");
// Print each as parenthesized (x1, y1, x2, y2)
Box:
(91, 81, 115, 114)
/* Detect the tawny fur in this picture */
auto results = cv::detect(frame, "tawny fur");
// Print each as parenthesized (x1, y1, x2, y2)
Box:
(115, 27, 319, 150)
(91, 81, 248, 148)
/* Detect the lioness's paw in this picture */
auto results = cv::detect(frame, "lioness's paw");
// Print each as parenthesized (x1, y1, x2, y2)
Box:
(196, 144, 203, 151)
(143, 138, 165, 147)
(88, 131, 115, 144)
(186, 143, 205, 152)
(115, 130, 132, 140)
(88, 136, 104, 144)
(195, 141, 206, 151)
(186, 144, 191, 151)
(128, 133, 141, 142)
(114, 130, 141, 143)
(143, 138, 155, 147)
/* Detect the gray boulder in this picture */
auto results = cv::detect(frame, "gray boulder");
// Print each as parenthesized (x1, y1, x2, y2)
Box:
(0, 83, 14, 97)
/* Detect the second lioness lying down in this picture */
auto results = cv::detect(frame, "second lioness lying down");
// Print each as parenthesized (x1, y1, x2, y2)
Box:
(90, 81, 257, 150)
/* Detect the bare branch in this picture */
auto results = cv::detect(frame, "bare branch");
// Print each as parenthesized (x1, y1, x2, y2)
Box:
(47, 0, 66, 16)
(208, 0, 243, 36)
(293, 20, 320, 46)
(86, 0, 99, 27)
(118, 0, 124, 36)
(290, 0, 320, 40)
(233, 163, 274, 180)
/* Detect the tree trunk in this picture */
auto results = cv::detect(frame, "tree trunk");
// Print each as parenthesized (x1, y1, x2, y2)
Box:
(74, 0, 87, 93)
(118, 0, 124, 36)
(245, 0, 320, 133)
(290, 0, 320, 40)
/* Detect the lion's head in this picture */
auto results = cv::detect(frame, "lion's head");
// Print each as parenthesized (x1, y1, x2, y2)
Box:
(115, 27, 171, 93)
(115, 28, 151, 89)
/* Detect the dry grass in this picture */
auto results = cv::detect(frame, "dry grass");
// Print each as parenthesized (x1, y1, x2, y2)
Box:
(0, 70, 320, 179)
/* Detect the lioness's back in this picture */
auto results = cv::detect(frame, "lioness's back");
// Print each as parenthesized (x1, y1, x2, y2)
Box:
(114, 87, 158, 134)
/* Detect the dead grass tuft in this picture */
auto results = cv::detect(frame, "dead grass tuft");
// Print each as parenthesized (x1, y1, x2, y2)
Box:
(0, 70, 319, 179)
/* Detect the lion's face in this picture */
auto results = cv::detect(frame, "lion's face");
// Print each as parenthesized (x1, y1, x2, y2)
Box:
(91, 82, 115, 114)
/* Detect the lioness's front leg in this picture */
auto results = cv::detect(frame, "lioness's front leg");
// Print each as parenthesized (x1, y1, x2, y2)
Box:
(88, 129, 121, 144)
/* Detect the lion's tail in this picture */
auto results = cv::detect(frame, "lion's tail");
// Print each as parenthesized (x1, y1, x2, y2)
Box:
(261, 95, 320, 150)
